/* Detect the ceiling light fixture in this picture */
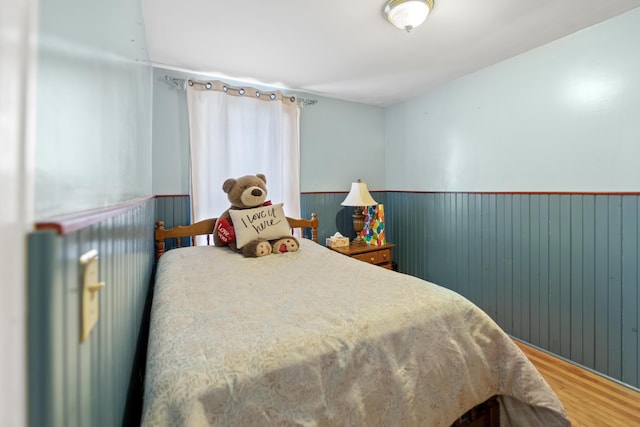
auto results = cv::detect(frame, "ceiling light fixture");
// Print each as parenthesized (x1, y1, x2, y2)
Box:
(384, 0, 434, 33)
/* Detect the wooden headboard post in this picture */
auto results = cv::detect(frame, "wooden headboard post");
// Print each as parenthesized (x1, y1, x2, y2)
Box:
(287, 212, 318, 242)
(155, 221, 167, 259)
(155, 214, 318, 259)
(155, 218, 217, 260)
(310, 212, 318, 242)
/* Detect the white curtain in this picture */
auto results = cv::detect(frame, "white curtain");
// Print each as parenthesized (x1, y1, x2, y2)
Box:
(186, 80, 300, 224)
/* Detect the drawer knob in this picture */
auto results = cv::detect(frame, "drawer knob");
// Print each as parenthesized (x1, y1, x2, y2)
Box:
(370, 257, 375, 262)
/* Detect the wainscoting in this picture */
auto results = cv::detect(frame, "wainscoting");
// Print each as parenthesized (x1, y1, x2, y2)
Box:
(300, 192, 387, 243)
(27, 198, 156, 427)
(57, 192, 640, 402)
(302, 191, 640, 390)
(155, 194, 190, 230)
(155, 195, 191, 250)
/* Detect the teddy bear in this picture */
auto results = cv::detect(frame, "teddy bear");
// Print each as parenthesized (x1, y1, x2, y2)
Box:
(213, 173, 299, 257)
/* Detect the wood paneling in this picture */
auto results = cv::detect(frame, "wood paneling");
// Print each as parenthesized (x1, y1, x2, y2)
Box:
(27, 199, 155, 427)
(384, 192, 640, 390)
(155, 195, 191, 249)
(300, 192, 387, 245)
(155, 195, 190, 228)
(301, 191, 640, 390)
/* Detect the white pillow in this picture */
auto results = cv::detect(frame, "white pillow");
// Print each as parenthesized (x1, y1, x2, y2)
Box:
(229, 203, 291, 248)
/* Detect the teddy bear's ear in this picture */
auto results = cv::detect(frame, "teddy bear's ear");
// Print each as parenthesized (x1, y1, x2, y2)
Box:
(222, 178, 237, 193)
(256, 174, 267, 185)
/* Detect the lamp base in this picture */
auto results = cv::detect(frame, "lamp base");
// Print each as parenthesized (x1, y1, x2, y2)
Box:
(351, 207, 366, 246)
(351, 235, 367, 246)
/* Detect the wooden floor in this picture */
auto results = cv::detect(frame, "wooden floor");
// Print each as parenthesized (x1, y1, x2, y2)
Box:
(514, 341, 640, 426)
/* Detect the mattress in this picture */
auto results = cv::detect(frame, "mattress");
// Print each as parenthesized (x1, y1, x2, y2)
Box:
(142, 239, 569, 426)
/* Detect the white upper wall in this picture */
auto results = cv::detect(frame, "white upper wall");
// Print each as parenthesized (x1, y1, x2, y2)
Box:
(35, 0, 153, 219)
(385, 7, 640, 192)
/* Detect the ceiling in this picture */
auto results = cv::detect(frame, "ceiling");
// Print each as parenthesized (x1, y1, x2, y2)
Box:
(142, 0, 640, 107)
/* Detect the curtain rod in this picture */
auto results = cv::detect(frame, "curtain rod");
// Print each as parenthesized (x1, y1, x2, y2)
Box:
(164, 75, 318, 107)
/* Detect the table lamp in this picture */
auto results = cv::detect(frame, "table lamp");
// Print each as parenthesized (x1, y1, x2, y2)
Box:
(341, 179, 378, 245)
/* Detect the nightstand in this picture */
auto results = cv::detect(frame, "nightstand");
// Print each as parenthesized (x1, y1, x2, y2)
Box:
(329, 243, 395, 269)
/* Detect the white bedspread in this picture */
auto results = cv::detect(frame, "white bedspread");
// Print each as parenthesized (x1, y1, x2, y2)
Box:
(142, 239, 569, 426)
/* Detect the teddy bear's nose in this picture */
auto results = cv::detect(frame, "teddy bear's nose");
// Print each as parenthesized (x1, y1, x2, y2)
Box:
(251, 189, 262, 197)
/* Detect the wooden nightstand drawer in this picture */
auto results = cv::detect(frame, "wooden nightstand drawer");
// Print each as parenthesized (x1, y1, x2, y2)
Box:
(329, 242, 396, 270)
(352, 249, 392, 266)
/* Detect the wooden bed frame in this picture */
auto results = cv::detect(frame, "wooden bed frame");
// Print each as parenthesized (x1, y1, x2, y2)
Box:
(153, 212, 499, 427)
(155, 213, 319, 259)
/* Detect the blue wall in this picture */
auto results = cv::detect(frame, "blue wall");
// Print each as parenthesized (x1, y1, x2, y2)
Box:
(300, 191, 640, 390)
(28, 199, 156, 427)
(28, 0, 156, 425)
(300, 192, 387, 243)
(299, 96, 385, 193)
(35, 0, 153, 220)
(388, 192, 639, 389)
(376, 7, 640, 390)
(385, 8, 640, 193)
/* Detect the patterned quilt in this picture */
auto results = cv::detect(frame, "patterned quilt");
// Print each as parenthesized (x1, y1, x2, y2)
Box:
(142, 239, 569, 426)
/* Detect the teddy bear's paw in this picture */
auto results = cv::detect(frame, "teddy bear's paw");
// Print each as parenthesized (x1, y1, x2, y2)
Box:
(271, 238, 299, 254)
(254, 240, 272, 257)
(242, 239, 272, 257)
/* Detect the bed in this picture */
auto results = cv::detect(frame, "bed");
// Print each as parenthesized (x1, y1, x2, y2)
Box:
(142, 214, 570, 427)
